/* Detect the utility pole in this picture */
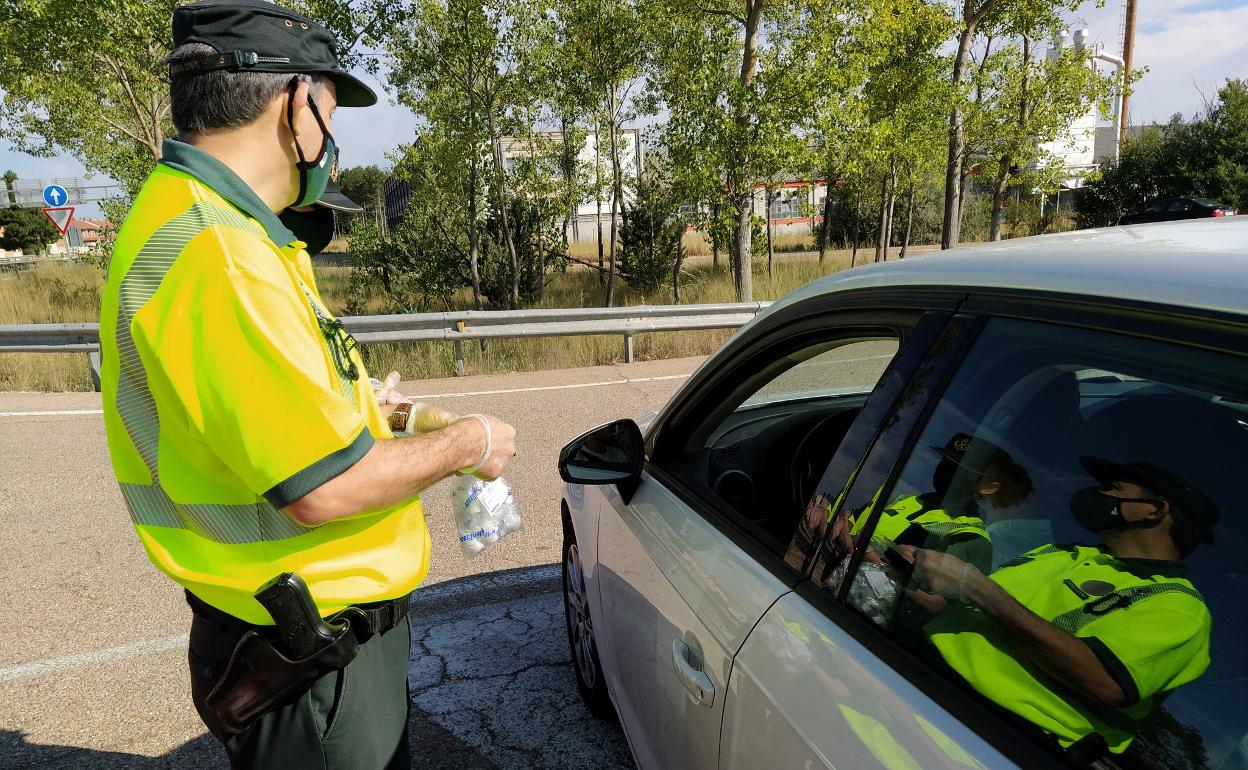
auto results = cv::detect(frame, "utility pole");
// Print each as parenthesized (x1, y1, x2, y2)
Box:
(1119, 0, 1137, 145)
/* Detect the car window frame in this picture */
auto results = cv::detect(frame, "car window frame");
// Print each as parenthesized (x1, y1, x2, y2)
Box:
(643, 288, 964, 582)
(800, 290, 1248, 770)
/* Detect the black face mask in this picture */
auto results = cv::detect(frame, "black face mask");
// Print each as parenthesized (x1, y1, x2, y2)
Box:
(1070, 487, 1165, 534)
(278, 205, 335, 256)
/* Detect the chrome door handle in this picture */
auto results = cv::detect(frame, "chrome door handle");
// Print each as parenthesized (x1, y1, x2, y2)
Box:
(671, 639, 715, 707)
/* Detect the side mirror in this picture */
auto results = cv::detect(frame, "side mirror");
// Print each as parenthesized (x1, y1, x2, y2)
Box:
(559, 419, 645, 503)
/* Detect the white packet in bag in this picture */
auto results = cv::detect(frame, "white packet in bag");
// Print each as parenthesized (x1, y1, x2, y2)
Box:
(451, 475, 524, 559)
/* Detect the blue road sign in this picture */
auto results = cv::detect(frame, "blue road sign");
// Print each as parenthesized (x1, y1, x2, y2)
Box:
(43, 184, 69, 207)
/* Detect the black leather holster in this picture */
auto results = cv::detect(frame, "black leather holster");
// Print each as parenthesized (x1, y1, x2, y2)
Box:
(204, 623, 360, 737)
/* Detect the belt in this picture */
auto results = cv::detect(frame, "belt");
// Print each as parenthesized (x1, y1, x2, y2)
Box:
(187, 590, 410, 646)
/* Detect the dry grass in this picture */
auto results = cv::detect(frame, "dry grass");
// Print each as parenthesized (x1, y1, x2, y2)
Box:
(0, 249, 886, 390)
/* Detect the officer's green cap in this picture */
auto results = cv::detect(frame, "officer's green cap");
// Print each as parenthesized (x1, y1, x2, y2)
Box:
(169, 0, 378, 107)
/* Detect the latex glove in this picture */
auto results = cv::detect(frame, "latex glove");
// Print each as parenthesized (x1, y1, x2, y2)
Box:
(409, 403, 459, 433)
(371, 371, 410, 406)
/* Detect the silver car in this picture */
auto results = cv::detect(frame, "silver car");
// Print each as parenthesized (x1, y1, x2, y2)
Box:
(559, 218, 1248, 770)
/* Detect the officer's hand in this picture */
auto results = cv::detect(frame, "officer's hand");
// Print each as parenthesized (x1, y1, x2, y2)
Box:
(473, 415, 517, 480)
(908, 548, 977, 602)
(410, 404, 457, 433)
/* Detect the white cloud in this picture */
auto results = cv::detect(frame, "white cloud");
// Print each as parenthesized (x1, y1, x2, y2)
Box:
(1062, 0, 1248, 124)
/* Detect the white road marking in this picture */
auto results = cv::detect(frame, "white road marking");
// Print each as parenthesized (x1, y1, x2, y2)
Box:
(0, 353, 891, 416)
(0, 634, 186, 682)
(0, 566, 561, 682)
(0, 376, 694, 418)
(0, 409, 103, 417)
(409, 374, 692, 399)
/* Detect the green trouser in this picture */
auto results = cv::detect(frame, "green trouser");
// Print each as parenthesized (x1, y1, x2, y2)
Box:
(188, 601, 411, 770)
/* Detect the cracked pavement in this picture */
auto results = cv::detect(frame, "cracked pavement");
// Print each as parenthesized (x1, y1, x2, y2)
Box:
(405, 567, 633, 769)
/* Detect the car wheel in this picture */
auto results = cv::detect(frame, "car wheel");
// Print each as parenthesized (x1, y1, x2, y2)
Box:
(563, 525, 613, 719)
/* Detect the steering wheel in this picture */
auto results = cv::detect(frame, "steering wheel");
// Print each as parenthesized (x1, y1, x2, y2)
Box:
(789, 411, 856, 511)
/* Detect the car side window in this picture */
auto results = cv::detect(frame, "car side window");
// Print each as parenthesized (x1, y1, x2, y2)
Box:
(834, 318, 1248, 768)
(654, 333, 902, 557)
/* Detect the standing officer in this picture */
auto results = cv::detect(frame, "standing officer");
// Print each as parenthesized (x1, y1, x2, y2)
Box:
(98, 2, 516, 767)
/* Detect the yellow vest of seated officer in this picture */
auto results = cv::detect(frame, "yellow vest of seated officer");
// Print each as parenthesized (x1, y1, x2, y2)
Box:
(925, 543, 1210, 754)
(869, 494, 989, 545)
(99, 140, 431, 625)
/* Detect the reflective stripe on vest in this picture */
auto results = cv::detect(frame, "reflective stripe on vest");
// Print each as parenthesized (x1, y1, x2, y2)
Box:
(1050, 582, 1206, 635)
(112, 202, 305, 544)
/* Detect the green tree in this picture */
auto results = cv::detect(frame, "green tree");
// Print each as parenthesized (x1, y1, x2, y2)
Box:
(337, 165, 387, 216)
(1075, 79, 1248, 226)
(647, 0, 810, 302)
(939, 0, 1085, 249)
(560, 0, 646, 306)
(0, 1, 397, 199)
(0, 206, 60, 252)
(619, 152, 686, 300)
(2, 170, 16, 205)
(388, 0, 500, 310)
(976, 31, 1115, 240)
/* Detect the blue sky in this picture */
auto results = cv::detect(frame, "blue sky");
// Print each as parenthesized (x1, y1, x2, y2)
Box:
(5, 0, 1246, 217)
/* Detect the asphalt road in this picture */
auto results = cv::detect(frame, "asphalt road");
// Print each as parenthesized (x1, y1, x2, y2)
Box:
(0, 357, 702, 768)
(0, 342, 897, 768)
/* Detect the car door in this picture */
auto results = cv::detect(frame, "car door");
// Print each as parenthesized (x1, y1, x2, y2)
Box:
(723, 299, 1248, 770)
(717, 313, 1018, 770)
(594, 300, 936, 769)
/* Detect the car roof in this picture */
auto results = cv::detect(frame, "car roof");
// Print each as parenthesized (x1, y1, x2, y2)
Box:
(769, 217, 1248, 320)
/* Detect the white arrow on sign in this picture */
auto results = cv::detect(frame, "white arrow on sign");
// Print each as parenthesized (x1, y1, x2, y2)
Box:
(42, 207, 75, 235)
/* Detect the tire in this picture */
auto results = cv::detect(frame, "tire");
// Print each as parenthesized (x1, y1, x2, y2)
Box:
(562, 522, 614, 720)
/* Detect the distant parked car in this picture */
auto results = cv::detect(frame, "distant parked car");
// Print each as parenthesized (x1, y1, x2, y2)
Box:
(1119, 196, 1237, 225)
(559, 218, 1248, 770)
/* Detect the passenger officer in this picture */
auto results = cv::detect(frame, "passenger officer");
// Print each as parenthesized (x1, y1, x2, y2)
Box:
(901, 456, 1216, 758)
(859, 433, 1033, 573)
(98, 2, 516, 767)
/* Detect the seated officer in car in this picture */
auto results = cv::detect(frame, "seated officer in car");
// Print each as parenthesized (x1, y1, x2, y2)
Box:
(900, 456, 1217, 758)
(859, 433, 1033, 573)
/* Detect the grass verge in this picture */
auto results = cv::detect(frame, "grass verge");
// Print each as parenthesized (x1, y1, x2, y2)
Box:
(0, 248, 892, 391)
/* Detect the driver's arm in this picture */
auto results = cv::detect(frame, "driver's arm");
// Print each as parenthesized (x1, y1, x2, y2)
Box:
(904, 547, 1126, 708)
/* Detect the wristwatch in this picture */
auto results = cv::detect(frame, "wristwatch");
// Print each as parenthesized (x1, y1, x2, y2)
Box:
(389, 402, 414, 433)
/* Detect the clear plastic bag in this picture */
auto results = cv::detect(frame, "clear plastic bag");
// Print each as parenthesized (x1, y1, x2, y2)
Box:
(451, 476, 524, 559)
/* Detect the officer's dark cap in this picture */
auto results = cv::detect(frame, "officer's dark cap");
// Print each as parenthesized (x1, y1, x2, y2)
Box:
(169, 0, 377, 107)
(1080, 456, 1220, 543)
(930, 432, 1015, 475)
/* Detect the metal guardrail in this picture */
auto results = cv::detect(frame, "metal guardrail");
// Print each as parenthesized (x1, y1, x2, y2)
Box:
(0, 302, 772, 391)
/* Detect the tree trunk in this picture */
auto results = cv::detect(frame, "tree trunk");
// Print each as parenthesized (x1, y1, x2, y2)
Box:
(732, 197, 754, 302)
(900, 179, 916, 258)
(467, 159, 483, 312)
(941, 19, 980, 250)
(875, 171, 889, 262)
(851, 186, 862, 267)
(818, 176, 834, 263)
(765, 188, 775, 278)
(605, 89, 624, 308)
(883, 164, 897, 260)
(487, 118, 520, 310)
(672, 246, 685, 303)
(727, 0, 764, 302)
(710, 201, 721, 270)
(594, 120, 605, 284)
(560, 114, 574, 255)
(990, 158, 1011, 241)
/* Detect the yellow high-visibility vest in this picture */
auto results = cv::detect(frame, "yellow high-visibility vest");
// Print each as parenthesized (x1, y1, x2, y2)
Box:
(100, 139, 430, 624)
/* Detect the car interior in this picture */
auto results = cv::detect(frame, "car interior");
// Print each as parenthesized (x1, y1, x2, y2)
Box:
(659, 335, 901, 555)
(871, 327, 1248, 770)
